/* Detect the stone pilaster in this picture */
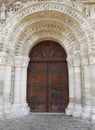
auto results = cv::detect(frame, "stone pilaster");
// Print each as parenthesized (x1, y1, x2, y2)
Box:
(12, 56, 30, 117)
(81, 57, 92, 120)
(66, 56, 75, 116)
(0, 52, 6, 119)
(89, 54, 95, 122)
(12, 56, 22, 117)
(73, 59, 82, 117)
(20, 56, 30, 116)
(3, 56, 13, 119)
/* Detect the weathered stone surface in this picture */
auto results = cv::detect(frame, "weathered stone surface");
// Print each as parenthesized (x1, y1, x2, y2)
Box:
(0, 0, 95, 122)
(0, 113, 95, 130)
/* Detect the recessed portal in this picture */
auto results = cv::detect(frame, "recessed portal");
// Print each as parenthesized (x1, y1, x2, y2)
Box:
(27, 41, 69, 112)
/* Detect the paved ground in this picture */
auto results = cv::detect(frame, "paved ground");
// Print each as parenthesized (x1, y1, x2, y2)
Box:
(0, 113, 95, 130)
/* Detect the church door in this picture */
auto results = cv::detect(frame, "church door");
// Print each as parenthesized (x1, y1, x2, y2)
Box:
(27, 41, 69, 112)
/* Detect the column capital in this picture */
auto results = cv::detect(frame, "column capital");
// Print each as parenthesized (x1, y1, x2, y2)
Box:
(14, 56, 30, 67)
(22, 56, 30, 68)
(0, 52, 13, 66)
(14, 56, 23, 67)
(81, 57, 89, 66)
(6, 56, 13, 66)
(73, 59, 81, 67)
(67, 56, 73, 67)
(89, 54, 95, 65)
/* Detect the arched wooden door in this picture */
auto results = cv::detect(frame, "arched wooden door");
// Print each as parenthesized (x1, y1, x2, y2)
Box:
(27, 41, 69, 112)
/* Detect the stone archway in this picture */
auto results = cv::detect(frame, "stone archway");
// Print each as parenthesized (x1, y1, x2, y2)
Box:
(1, 1, 95, 121)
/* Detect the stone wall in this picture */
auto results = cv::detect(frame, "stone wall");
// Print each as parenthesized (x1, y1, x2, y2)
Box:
(0, 0, 95, 122)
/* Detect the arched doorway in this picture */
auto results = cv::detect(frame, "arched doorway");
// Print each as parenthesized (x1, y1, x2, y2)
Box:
(27, 41, 69, 112)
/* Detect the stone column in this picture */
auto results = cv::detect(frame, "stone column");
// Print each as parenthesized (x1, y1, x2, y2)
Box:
(81, 57, 92, 120)
(20, 56, 30, 115)
(66, 57, 75, 116)
(89, 55, 95, 122)
(73, 59, 82, 117)
(0, 53, 6, 119)
(3, 57, 13, 119)
(12, 56, 22, 117)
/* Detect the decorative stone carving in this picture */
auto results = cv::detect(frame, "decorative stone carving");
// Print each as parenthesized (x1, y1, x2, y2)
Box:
(0, 4, 6, 19)
(67, 56, 73, 67)
(90, 5, 95, 19)
(14, 56, 23, 67)
(0, 57, 6, 65)
(6, 57, 13, 65)
(22, 56, 30, 68)
(73, 59, 81, 67)
(89, 54, 95, 65)
(81, 57, 89, 66)
(14, 56, 29, 67)
(2, 2, 94, 49)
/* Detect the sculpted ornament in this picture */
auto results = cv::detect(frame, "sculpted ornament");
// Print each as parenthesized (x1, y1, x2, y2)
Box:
(67, 56, 73, 67)
(6, 57, 13, 65)
(0, 4, 6, 19)
(22, 56, 30, 68)
(73, 59, 81, 67)
(14, 56, 23, 66)
(14, 56, 29, 67)
(89, 54, 95, 65)
(81, 57, 89, 66)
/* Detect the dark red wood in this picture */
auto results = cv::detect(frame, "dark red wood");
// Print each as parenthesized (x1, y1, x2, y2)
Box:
(27, 41, 69, 112)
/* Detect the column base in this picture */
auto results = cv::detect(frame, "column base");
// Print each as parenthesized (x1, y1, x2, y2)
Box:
(21, 103, 30, 116)
(65, 102, 74, 116)
(91, 108, 95, 123)
(11, 103, 30, 118)
(73, 104, 82, 117)
(91, 115, 95, 123)
(4, 103, 12, 119)
(82, 106, 92, 120)
(0, 105, 4, 119)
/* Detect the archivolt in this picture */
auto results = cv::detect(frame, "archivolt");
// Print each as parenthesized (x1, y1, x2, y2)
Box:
(2, 2, 95, 56)
(14, 20, 79, 56)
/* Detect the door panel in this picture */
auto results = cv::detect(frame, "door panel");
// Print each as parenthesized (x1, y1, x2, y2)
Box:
(27, 63, 47, 112)
(27, 40, 69, 112)
(48, 63, 69, 112)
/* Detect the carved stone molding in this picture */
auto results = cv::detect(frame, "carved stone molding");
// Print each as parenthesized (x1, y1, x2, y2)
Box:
(67, 56, 73, 67)
(89, 54, 95, 65)
(14, 56, 29, 67)
(22, 56, 30, 68)
(73, 59, 81, 67)
(6, 57, 13, 65)
(14, 56, 23, 67)
(0, 56, 6, 65)
(81, 57, 89, 66)
(2, 2, 94, 48)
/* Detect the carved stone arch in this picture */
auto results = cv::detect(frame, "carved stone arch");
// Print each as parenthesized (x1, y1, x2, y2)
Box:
(2, 2, 95, 56)
(19, 31, 76, 57)
(14, 21, 79, 56)
(5, 16, 81, 56)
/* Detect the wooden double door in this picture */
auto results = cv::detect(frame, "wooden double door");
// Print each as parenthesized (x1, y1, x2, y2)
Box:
(27, 41, 69, 112)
